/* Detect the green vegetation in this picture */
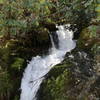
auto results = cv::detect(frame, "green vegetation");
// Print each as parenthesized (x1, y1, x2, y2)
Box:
(38, 63, 74, 100)
(0, 0, 3, 3)
(38, 23, 100, 100)
(0, 0, 52, 38)
(0, 0, 98, 39)
(0, 0, 99, 100)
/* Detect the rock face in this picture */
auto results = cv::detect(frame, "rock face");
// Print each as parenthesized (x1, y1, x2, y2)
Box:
(37, 49, 94, 100)
(37, 25, 100, 100)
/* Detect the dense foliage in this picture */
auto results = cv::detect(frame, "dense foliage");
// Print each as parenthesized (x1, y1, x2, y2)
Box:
(0, 0, 99, 100)
(0, 0, 53, 38)
(0, 0, 98, 39)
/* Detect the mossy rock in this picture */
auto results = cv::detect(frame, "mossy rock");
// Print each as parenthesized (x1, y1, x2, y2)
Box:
(38, 64, 73, 100)
(11, 57, 24, 71)
(37, 55, 78, 100)
(77, 25, 100, 50)
(38, 47, 100, 100)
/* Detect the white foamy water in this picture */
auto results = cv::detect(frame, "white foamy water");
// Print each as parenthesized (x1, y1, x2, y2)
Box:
(20, 25, 76, 100)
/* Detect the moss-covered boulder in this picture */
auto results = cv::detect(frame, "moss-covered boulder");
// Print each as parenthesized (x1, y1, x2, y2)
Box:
(38, 61, 74, 100)
(37, 24, 100, 100)
(38, 47, 100, 100)
(77, 25, 100, 50)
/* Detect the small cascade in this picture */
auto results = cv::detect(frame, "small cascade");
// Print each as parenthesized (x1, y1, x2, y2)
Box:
(20, 25, 76, 100)
(49, 34, 57, 52)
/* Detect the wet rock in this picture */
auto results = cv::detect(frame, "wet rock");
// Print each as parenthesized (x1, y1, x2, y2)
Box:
(37, 47, 97, 100)
(77, 25, 100, 50)
(37, 24, 100, 100)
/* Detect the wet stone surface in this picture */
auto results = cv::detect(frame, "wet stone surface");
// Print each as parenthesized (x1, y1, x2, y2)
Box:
(37, 47, 100, 100)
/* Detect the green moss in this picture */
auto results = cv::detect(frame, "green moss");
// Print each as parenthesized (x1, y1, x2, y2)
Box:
(0, 71, 13, 99)
(38, 61, 74, 100)
(0, 47, 10, 69)
(0, 40, 27, 99)
(77, 25, 100, 50)
(39, 70, 69, 100)
(11, 58, 24, 70)
(0, 0, 3, 3)
(38, 44, 99, 100)
(91, 42, 100, 55)
(14, 96, 19, 100)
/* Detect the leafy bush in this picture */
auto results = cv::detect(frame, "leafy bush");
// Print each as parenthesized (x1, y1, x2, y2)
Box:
(11, 57, 24, 70)
(0, 71, 13, 100)
(0, 0, 53, 38)
(0, 0, 97, 39)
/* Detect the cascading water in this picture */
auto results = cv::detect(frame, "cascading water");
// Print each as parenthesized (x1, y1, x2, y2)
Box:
(20, 25, 76, 100)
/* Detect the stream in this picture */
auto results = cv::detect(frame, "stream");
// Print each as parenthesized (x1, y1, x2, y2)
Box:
(20, 25, 76, 100)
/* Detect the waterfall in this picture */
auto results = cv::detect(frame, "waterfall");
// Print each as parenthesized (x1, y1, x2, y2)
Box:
(20, 25, 76, 100)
